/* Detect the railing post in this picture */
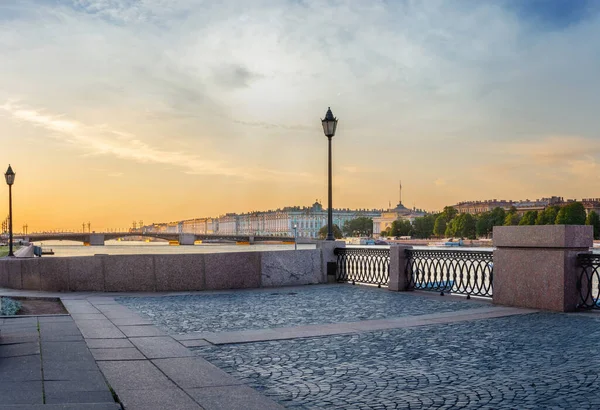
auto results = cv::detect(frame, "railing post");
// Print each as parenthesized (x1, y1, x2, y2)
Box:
(493, 225, 593, 312)
(317, 240, 345, 283)
(389, 245, 412, 291)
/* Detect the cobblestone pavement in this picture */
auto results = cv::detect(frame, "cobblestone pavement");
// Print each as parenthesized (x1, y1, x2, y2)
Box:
(193, 313, 600, 409)
(117, 286, 487, 334)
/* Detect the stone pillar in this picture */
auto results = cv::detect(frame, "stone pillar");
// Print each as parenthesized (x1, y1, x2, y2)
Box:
(317, 240, 345, 283)
(388, 245, 412, 291)
(179, 233, 196, 245)
(249, 236, 255, 245)
(493, 225, 592, 312)
(88, 234, 105, 246)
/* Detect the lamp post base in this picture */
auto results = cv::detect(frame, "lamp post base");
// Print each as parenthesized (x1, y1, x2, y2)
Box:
(325, 234, 335, 241)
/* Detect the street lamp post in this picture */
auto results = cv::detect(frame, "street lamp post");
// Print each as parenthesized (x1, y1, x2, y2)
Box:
(321, 107, 338, 241)
(293, 224, 298, 251)
(5, 165, 15, 257)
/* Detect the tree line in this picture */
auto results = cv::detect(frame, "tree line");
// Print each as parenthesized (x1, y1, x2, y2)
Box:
(317, 202, 600, 240)
(382, 202, 600, 240)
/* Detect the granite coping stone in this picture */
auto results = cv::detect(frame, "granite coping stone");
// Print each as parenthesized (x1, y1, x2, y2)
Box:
(493, 225, 593, 248)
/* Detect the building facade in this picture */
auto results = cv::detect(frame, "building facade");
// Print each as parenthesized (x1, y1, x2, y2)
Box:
(143, 202, 383, 239)
(372, 202, 426, 237)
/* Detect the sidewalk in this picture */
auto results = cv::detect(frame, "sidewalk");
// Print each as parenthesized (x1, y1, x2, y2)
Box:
(4, 285, 597, 409)
(0, 315, 119, 409)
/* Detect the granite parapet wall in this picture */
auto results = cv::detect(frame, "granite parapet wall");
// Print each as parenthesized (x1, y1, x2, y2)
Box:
(0, 249, 325, 292)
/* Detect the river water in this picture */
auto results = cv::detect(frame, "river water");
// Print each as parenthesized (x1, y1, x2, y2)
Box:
(33, 241, 498, 258)
(37, 240, 317, 257)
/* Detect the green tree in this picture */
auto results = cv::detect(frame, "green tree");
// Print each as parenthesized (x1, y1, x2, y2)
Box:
(342, 217, 373, 237)
(490, 207, 506, 227)
(318, 224, 343, 239)
(518, 210, 538, 226)
(452, 213, 476, 239)
(390, 219, 413, 237)
(586, 210, 600, 240)
(411, 214, 437, 239)
(535, 205, 560, 225)
(555, 202, 586, 225)
(504, 207, 521, 226)
(433, 215, 447, 238)
(476, 212, 493, 238)
(442, 206, 458, 221)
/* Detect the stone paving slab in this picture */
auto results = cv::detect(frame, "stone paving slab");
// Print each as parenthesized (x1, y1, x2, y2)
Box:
(119, 325, 165, 337)
(0, 315, 119, 409)
(97, 360, 175, 390)
(187, 385, 285, 410)
(0, 404, 121, 409)
(116, 388, 202, 410)
(152, 357, 245, 388)
(90, 347, 145, 361)
(128, 336, 193, 359)
(85, 338, 134, 349)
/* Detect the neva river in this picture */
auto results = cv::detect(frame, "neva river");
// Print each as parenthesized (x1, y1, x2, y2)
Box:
(35, 240, 497, 258)
(38, 240, 317, 257)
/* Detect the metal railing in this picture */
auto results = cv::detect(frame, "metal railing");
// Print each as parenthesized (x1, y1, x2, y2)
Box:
(334, 248, 390, 287)
(406, 249, 493, 298)
(577, 253, 600, 309)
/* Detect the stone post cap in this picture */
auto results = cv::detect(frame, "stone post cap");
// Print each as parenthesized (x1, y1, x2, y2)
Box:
(493, 225, 593, 248)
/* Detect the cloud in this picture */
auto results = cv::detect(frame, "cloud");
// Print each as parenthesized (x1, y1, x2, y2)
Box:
(2, 0, 600, 215)
(0, 101, 312, 181)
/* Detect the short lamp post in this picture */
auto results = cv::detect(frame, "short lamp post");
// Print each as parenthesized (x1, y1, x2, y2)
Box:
(321, 107, 338, 241)
(293, 224, 298, 251)
(5, 165, 15, 257)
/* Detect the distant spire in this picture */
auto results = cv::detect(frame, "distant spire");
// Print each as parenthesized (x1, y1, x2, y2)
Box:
(399, 180, 402, 205)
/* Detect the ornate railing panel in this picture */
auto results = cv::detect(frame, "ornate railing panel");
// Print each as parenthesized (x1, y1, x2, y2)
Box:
(334, 248, 390, 287)
(577, 254, 600, 309)
(406, 249, 493, 298)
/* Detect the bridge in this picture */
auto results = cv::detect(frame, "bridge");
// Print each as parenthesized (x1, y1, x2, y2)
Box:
(14, 232, 310, 246)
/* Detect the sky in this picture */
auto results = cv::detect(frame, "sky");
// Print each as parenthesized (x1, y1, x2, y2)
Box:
(1, 0, 600, 232)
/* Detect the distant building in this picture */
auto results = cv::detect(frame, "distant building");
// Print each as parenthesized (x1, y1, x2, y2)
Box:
(142, 201, 383, 239)
(372, 202, 426, 237)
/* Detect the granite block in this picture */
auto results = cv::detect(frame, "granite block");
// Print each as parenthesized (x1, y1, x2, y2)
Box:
(20, 258, 41, 290)
(0, 260, 9, 287)
(103, 255, 155, 292)
(154, 254, 205, 291)
(68, 256, 104, 292)
(317, 240, 345, 283)
(493, 225, 593, 248)
(7, 258, 22, 289)
(260, 250, 321, 287)
(493, 248, 581, 312)
(204, 252, 261, 290)
(39, 257, 69, 292)
(388, 245, 412, 291)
